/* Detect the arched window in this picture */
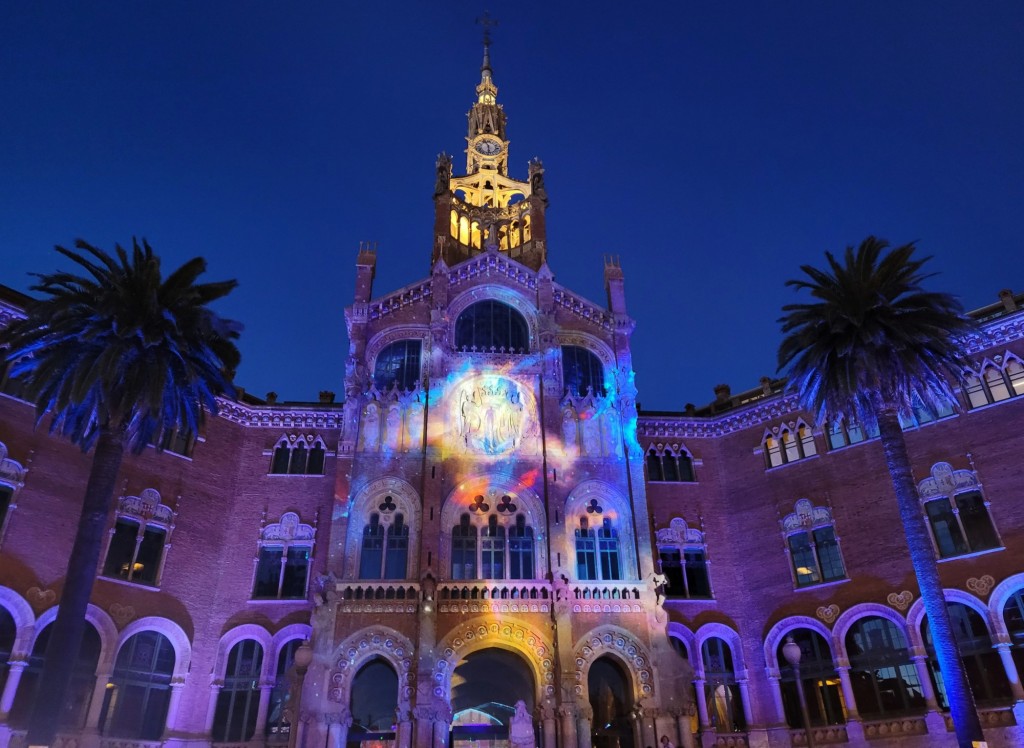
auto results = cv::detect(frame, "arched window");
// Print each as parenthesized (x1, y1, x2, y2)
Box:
(253, 513, 315, 599)
(9, 622, 101, 729)
(845, 617, 924, 718)
(1002, 589, 1024, 677)
(777, 629, 845, 727)
(917, 463, 999, 559)
(266, 640, 301, 740)
(702, 637, 746, 731)
(213, 639, 264, 742)
(577, 516, 622, 577)
(452, 514, 477, 580)
(763, 422, 816, 468)
(102, 489, 174, 587)
(561, 345, 605, 397)
(923, 603, 1011, 707)
(481, 515, 506, 579)
(508, 515, 535, 580)
(656, 518, 711, 599)
(351, 659, 399, 736)
(373, 340, 422, 392)
(269, 436, 327, 475)
(646, 444, 696, 483)
(827, 416, 878, 449)
(781, 499, 845, 588)
(964, 355, 1024, 408)
(454, 300, 529, 353)
(100, 630, 176, 739)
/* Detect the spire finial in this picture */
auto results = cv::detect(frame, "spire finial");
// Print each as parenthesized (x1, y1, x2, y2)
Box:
(476, 11, 498, 77)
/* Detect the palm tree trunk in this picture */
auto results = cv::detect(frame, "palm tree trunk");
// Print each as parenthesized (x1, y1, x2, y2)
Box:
(875, 406, 985, 748)
(26, 426, 124, 747)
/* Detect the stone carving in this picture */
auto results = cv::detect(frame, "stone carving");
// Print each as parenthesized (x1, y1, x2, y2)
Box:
(655, 517, 703, 547)
(887, 590, 914, 611)
(360, 401, 380, 451)
(25, 586, 56, 610)
(109, 602, 136, 628)
(580, 407, 602, 456)
(509, 700, 534, 747)
(917, 462, 978, 499)
(561, 407, 578, 457)
(781, 498, 832, 532)
(119, 488, 173, 525)
(451, 376, 531, 456)
(574, 629, 654, 697)
(966, 574, 996, 597)
(434, 152, 453, 197)
(384, 406, 401, 451)
(263, 512, 315, 542)
(816, 604, 840, 624)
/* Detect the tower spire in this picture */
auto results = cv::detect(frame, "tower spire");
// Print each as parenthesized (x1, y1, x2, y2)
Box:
(476, 11, 498, 85)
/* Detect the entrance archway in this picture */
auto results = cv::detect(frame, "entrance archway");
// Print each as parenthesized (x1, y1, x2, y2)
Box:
(589, 656, 635, 748)
(349, 658, 399, 745)
(451, 648, 536, 748)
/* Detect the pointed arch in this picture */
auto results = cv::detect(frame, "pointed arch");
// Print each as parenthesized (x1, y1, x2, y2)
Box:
(327, 626, 415, 709)
(565, 481, 638, 581)
(573, 625, 657, 705)
(344, 476, 421, 581)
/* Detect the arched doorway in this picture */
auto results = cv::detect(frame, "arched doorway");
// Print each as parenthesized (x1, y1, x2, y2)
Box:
(349, 658, 399, 746)
(589, 656, 634, 748)
(451, 648, 536, 747)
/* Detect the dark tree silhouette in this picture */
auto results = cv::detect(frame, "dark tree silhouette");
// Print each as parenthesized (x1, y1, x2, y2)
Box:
(778, 236, 984, 747)
(0, 239, 240, 746)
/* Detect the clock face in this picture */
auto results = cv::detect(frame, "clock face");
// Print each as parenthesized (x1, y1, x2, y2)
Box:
(475, 139, 502, 156)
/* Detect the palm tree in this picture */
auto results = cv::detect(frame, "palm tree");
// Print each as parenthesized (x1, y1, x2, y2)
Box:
(0, 238, 240, 746)
(777, 236, 984, 748)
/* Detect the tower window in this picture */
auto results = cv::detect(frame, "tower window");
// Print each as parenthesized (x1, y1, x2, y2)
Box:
(373, 340, 422, 391)
(561, 346, 605, 397)
(454, 300, 529, 353)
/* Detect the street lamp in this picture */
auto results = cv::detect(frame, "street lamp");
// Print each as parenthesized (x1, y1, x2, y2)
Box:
(287, 640, 315, 748)
(782, 635, 815, 748)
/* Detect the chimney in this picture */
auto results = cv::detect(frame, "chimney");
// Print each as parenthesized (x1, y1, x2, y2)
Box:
(354, 242, 378, 304)
(713, 384, 731, 403)
(760, 376, 773, 396)
(999, 289, 1017, 313)
(266, 392, 278, 405)
(319, 390, 336, 404)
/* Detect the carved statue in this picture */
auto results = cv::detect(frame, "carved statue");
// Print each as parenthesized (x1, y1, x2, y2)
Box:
(361, 403, 380, 451)
(509, 700, 535, 748)
(384, 406, 401, 451)
(528, 158, 548, 207)
(561, 408, 578, 457)
(580, 409, 601, 456)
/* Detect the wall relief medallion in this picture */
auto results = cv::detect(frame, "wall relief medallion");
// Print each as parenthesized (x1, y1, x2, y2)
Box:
(966, 575, 996, 597)
(816, 604, 840, 624)
(887, 590, 914, 611)
(449, 374, 535, 456)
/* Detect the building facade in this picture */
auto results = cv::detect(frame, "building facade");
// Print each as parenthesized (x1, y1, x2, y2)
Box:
(2, 42, 1024, 748)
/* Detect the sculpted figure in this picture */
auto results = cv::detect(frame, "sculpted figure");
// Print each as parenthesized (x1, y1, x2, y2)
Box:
(562, 408, 578, 457)
(509, 699, 534, 748)
(361, 403, 380, 451)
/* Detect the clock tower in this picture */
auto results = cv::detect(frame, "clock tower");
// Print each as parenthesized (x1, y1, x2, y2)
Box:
(432, 30, 549, 271)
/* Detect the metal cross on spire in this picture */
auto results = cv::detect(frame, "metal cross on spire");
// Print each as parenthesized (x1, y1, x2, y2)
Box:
(476, 11, 498, 74)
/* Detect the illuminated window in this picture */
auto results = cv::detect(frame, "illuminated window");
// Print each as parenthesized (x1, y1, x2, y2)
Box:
(964, 355, 1024, 408)
(266, 640, 301, 739)
(252, 512, 315, 599)
(213, 639, 264, 742)
(100, 631, 175, 739)
(359, 512, 409, 580)
(646, 444, 695, 482)
(781, 499, 845, 588)
(449, 507, 535, 581)
(701, 637, 746, 731)
(922, 603, 1011, 708)
(101, 489, 174, 587)
(454, 300, 529, 353)
(9, 622, 100, 729)
(576, 517, 620, 581)
(763, 421, 816, 468)
(656, 517, 711, 598)
(269, 435, 326, 475)
(776, 629, 845, 727)
(917, 462, 999, 559)
(373, 340, 422, 391)
(561, 345, 605, 397)
(845, 617, 924, 718)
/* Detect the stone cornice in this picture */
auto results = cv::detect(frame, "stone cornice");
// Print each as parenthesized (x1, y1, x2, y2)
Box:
(215, 399, 343, 430)
(639, 393, 805, 440)
(962, 309, 1024, 355)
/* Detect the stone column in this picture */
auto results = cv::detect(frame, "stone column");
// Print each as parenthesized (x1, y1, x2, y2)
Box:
(541, 708, 557, 748)
(634, 706, 656, 748)
(910, 654, 941, 711)
(0, 660, 26, 718)
(693, 679, 710, 731)
(82, 670, 112, 730)
(737, 679, 754, 730)
(205, 683, 223, 735)
(431, 716, 450, 748)
(413, 706, 434, 748)
(397, 707, 414, 748)
(163, 679, 186, 736)
(326, 711, 353, 748)
(576, 711, 592, 748)
(833, 666, 860, 720)
(995, 642, 1024, 701)
(558, 705, 577, 748)
(676, 708, 696, 748)
(254, 682, 274, 735)
(766, 672, 787, 726)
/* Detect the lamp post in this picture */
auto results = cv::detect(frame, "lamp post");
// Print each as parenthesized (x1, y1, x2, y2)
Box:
(782, 636, 815, 748)
(287, 640, 314, 748)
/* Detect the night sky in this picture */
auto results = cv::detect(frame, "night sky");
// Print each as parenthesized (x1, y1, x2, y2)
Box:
(1, 3, 1021, 410)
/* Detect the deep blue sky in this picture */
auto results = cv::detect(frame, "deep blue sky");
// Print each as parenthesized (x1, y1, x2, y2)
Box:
(1, 3, 1021, 410)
